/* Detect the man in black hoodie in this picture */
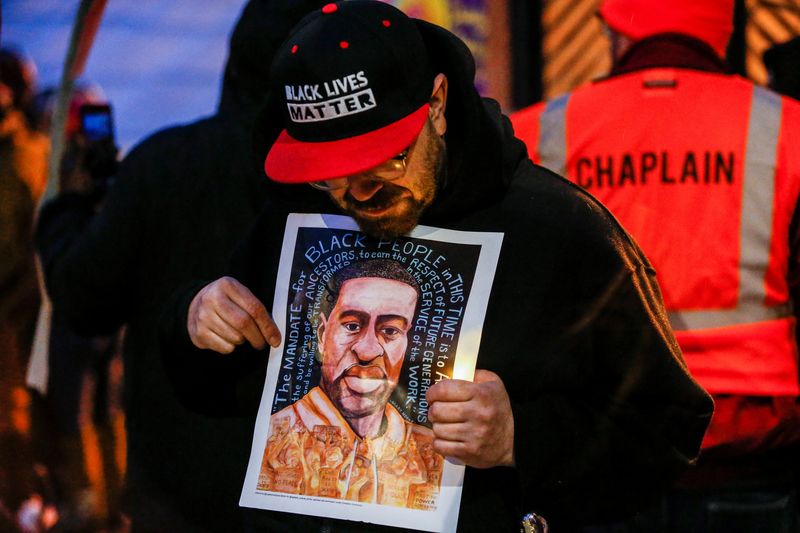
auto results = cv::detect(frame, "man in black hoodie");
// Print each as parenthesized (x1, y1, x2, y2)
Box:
(35, 2, 325, 530)
(160, 2, 713, 531)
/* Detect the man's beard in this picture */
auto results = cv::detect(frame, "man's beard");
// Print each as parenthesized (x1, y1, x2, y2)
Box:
(340, 132, 445, 239)
(341, 183, 427, 239)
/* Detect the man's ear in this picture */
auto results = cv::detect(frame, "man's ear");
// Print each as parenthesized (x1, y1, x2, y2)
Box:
(316, 312, 327, 363)
(429, 73, 448, 137)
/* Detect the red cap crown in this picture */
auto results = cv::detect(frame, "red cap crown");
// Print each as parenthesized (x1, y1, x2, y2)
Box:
(599, 0, 734, 58)
(265, 0, 434, 185)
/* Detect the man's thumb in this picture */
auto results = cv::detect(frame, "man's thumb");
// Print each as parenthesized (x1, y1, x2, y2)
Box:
(473, 369, 501, 384)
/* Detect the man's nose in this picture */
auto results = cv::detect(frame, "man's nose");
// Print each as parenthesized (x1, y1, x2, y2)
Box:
(347, 175, 385, 202)
(352, 328, 383, 362)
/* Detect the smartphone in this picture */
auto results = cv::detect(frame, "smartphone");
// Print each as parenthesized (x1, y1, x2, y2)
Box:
(79, 103, 115, 143)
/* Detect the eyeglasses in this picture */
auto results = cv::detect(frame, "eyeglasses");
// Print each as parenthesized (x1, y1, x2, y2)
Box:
(309, 148, 410, 191)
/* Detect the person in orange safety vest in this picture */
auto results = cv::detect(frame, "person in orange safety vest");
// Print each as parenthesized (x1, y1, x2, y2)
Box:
(512, 0, 800, 530)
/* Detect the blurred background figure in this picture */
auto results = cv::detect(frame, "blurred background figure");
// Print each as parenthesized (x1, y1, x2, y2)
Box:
(764, 36, 800, 101)
(0, 46, 56, 533)
(512, 0, 800, 531)
(0, 48, 48, 199)
(31, 81, 126, 532)
(35, 1, 327, 530)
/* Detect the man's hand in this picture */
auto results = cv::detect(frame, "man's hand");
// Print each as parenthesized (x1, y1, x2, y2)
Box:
(187, 276, 281, 354)
(426, 369, 515, 468)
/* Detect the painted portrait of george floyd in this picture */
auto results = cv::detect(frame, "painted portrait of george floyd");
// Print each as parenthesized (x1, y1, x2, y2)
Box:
(259, 258, 444, 508)
(244, 214, 502, 523)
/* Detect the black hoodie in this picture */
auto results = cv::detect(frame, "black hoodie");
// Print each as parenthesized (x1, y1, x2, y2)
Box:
(36, 2, 326, 531)
(160, 18, 714, 532)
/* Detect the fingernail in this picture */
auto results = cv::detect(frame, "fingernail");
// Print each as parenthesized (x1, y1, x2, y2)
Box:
(269, 335, 281, 347)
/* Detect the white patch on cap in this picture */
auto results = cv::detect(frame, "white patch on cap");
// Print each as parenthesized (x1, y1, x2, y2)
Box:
(285, 71, 377, 123)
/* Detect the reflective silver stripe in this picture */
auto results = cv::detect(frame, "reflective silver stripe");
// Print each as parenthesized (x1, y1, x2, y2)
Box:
(671, 86, 785, 332)
(739, 85, 782, 308)
(538, 93, 570, 174)
(668, 303, 792, 331)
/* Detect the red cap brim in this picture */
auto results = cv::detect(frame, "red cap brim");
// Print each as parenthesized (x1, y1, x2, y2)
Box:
(264, 103, 429, 184)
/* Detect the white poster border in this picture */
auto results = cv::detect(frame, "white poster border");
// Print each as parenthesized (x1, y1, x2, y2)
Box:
(240, 213, 504, 533)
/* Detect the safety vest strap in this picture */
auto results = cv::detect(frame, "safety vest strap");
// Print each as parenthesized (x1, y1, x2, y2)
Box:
(538, 92, 570, 174)
(739, 86, 782, 309)
(675, 317, 799, 396)
(671, 86, 795, 396)
(668, 303, 792, 330)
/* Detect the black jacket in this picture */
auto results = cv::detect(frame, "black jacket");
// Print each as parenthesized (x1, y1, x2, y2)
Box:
(35, 2, 327, 530)
(160, 20, 714, 532)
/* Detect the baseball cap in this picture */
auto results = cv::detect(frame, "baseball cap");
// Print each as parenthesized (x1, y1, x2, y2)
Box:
(265, 0, 435, 184)
(599, 0, 734, 58)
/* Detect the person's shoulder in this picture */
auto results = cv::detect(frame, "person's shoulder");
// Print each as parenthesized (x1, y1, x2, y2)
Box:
(509, 100, 547, 128)
(504, 160, 648, 267)
(775, 91, 800, 176)
(7, 113, 49, 161)
(18, 123, 49, 152)
(508, 100, 547, 159)
(122, 115, 221, 164)
(506, 160, 615, 228)
(779, 89, 800, 121)
(115, 114, 237, 195)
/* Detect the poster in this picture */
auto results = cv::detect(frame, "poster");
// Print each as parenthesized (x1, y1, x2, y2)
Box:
(240, 214, 503, 532)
